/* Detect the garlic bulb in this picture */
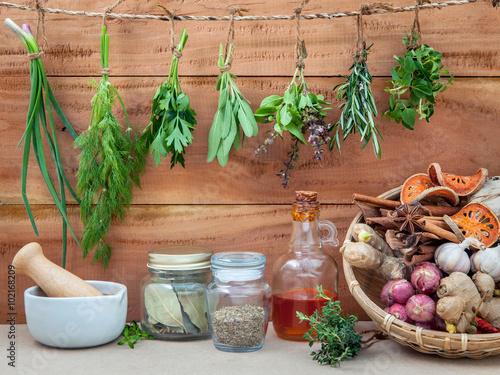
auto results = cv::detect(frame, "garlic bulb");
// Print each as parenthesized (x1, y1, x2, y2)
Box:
(471, 245, 500, 282)
(434, 239, 473, 274)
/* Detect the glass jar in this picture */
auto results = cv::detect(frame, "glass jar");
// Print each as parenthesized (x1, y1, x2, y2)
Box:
(141, 246, 213, 340)
(205, 252, 272, 352)
(272, 191, 339, 341)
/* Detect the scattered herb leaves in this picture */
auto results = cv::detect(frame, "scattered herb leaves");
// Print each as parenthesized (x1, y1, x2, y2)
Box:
(297, 286, 362, 367)
(75, 26, 146, 268)
(4, 19, 81, 268)
(141, 29, 196, 168)
(118, 321, 153, 349)
(384, 34, 453, 130)
(208, 43, 258, 166)
(330, 45, 382, 158)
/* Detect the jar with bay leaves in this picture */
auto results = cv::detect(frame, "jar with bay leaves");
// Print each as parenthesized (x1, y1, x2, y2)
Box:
(141, 246, 213, 340)
(205, 252, 272, 352)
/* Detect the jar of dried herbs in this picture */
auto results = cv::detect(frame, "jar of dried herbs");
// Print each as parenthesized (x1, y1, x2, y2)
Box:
(205, 252, 271, 352)
(141, 246, 213, 340)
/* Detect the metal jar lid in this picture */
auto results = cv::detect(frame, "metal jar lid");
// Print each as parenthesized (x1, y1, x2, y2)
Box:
(148, 246, 213, 270)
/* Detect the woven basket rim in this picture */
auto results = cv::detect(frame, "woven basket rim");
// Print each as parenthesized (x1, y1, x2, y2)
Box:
(343, 187, 500, 358)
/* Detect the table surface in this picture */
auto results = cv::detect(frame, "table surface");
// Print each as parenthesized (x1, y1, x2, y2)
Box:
(2, 322, 500, 375)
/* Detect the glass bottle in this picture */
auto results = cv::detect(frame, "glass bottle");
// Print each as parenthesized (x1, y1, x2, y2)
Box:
(272, 191, 339, 341)
(141, 246, 213, 340)
(205, 252, 272, 352)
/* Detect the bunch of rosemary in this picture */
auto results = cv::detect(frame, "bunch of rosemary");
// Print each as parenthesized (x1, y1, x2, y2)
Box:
(141, 29, 196, 168)
(330, 45, 382, 158)
(4, 19, 80, 267)
(297, 286, 362, 367)
(254, 59, 331, 188)
(75, 26, 146, 268)
(384, 34, 453, 129)
(207, 43, 258, 166)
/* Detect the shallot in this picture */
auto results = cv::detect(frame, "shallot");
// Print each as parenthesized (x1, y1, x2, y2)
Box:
(381, 279, 415, 306)
(405, 294, 436, 322)
(411, 262, 442, 295)
(388, 303, 412, 323)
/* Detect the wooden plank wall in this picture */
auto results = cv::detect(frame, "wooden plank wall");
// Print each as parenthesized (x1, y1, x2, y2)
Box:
(1, 0, 499, 324)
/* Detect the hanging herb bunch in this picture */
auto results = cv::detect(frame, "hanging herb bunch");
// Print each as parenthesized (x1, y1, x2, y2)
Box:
(4, 19, 81, 268)
(208, 8, 259, 167)
(75, 25, 146, 268)
(254, 2, 331, 188)
(384, 2, 453, 129)
(141, 23, 197, 168)
(329, 7, 382, 158)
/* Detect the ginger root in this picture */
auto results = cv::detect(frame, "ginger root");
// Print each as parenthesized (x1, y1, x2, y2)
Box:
(353, 224, 393, 256)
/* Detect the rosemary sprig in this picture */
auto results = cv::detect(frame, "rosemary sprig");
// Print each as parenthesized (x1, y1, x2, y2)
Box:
(117, 321, 153, 349)
(75, 26, 146, 268)
(330, 45, 382, 158)
(141, 29, 196, 168)
(297, 286, 362, 367)
(254, 63, 331, 187)
(4, 19, 80, 268)
(208, 43, 258, 166)
(384, 34, 453, 129)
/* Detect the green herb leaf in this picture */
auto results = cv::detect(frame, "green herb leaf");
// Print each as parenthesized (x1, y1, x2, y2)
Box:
(118, 321, 153, 349)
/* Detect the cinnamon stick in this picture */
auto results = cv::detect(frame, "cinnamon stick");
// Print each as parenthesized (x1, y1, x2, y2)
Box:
(418, 219, 459, 243)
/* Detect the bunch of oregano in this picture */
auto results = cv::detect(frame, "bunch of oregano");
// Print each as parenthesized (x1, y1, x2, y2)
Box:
(4, 19, 81, 268)
(297, 286, 362, 367)
(330, 44, 382, 158)
(75, 26, 146, 268)
(207, 43, 258, 166)
(254, 58, 331, 188)
(384, 34, 453, 129)
(118, 321, 153, 349)
(141, 29, 196, 168)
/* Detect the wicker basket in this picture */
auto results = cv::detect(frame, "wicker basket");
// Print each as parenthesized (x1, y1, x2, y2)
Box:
(343, 187, 500, 358)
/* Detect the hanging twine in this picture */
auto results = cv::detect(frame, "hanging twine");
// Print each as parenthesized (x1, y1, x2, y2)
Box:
(294, 0, 309, 69)
(102, 0, 125, 28)
(406, 0, 432, 50)
(158, 4, 182, 59)
(28, 0, 47, 60)
(219, 6, 248, 73)
(355, 3, 395, 63)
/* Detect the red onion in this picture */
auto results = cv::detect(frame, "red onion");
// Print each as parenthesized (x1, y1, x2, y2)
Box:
(388, 303, 412, 323)
(405, 294, 436, 322)
(415, 321, 435, 330)
(411, 262, 443, 295)
(381, 279, 415, 306)
(434, 315, 446, 331)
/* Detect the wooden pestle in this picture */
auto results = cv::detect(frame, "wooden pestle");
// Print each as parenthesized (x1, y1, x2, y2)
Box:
(12, 242, 103, 297)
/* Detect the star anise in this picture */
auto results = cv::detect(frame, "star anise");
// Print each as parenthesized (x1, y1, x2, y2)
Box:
(387, 202, 428, 234)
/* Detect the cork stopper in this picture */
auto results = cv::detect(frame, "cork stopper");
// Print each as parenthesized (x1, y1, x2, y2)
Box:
(295, 191, 318, 203)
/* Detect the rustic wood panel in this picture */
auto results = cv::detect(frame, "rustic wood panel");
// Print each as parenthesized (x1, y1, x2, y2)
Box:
(1, 76, 499, 205)
(0, 203, 365, 324)
(0, 1, 499, 77)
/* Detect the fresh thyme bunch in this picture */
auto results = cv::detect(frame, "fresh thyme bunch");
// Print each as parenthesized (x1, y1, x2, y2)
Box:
(141, 29, 196, 168)
(4, 19, 81, 268)
(207, 43, 258, 166)
(75, 26, 146, 268)
(118, 321, 153, 349)
(384, 33, 453, 129)
(297, 286, 362, 367)
(254, 64, 331, 188)
(330, 45, 382, 158)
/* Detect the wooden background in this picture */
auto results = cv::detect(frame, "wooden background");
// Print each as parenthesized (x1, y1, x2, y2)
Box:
(1, 0, 499, 324)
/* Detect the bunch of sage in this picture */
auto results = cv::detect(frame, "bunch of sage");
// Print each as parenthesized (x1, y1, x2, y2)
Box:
(4, 19, 80, 268)
(207, 43, 258, 166)
(384, 33, 453, 129)
(141, 29, 196, 168)
(75, 26, 146, 268)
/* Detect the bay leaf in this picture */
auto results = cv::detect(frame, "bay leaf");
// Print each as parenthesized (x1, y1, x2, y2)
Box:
(177, 289, 209, 332)
(144, 284, 186, 331)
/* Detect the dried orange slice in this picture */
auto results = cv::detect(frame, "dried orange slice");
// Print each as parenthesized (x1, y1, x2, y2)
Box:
(449, 203, 500, 247)
(427, 163, 488, 196)
(401, 173, 459, 206)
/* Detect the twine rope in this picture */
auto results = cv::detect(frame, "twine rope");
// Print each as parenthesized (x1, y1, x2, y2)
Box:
(407, 0, 432, 50)
(0, 1, 488, 22)
(294, 0, 309, 69)
(219, 6, 247, 73)
(102, 0, 125, 28)
(158, 5, 182, 59)
(27, 0, 47, 60)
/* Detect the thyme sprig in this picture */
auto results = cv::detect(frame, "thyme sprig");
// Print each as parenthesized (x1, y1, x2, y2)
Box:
(117, 321, 153, 349)
(384, 34, 453, 129)
(75, 26, 146, 268)
(330, 45, 382, 158)
(141, 29, 196, 168)
(4, 19, 80, 268)
(297, 286, 362, 367)
(207, 43, 258, 166)
(254, 63, 331, 188)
